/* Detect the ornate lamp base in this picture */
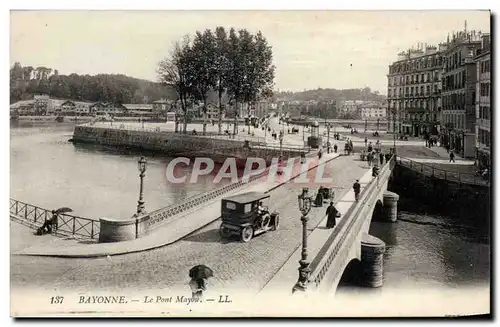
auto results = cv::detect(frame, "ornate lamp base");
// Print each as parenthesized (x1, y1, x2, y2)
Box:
(292, 259, 311, 294)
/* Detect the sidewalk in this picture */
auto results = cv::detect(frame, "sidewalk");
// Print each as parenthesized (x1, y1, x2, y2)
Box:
(14, 152, 341, 258)
(260, 168, 375, 294)
(425, 145, 475, 164)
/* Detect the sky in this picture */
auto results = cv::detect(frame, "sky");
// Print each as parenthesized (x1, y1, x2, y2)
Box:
(10, 10, 490, 95)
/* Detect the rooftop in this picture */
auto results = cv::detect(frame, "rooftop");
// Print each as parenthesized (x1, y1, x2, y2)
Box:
(223, 191, 269, 204)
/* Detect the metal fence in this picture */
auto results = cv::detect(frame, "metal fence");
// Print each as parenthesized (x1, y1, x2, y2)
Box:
(145, 150, 319, 229)
(396, 157, 490, 186)
(9, 199, 100, 239)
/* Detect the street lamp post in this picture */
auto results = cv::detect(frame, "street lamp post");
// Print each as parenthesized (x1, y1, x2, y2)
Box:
(136, 156, 147, 215)
(392, 109, 397, 154)
(279, 131, 284, 157)
(293, 188, 312, 294)
(326, 123, 330, 147)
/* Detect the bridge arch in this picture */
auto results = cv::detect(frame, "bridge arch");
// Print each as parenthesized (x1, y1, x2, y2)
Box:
(336, 258, 362, 291)
(371, 199, 385, 221)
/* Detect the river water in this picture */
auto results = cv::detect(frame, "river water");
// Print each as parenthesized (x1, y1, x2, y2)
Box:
(10, 125, 490, 300)
(10, 125, 232, 220)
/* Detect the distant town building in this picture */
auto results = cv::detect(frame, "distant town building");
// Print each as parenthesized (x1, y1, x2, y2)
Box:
(387, 43, 443, 137)
(474, 33, 491, 168)
(34, 94, 50, 115)
(152, 98, 172, 115)
(90, 102, 127, 116)
(10, 100, 35, 115)
(441, 28, 483, 158)
(58, 100, 95, 115)
(204, 103, 224, 120)
(122, 104, 154, 116)
(358, 102, 387, 120)
(340, 100, 364, 114)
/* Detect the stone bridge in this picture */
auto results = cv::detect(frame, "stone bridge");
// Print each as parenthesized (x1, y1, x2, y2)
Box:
(305, 156, 397, 293)
(263, 156, 398, 295)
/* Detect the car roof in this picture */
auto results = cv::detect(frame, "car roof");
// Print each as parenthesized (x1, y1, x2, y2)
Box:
(222, 191, 269, 204)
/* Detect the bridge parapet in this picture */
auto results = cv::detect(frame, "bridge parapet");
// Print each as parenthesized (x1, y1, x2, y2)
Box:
(396, 156, 489, 186)
(306, 156, 395, 293)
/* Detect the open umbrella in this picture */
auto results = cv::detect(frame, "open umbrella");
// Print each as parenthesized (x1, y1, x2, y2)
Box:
(189, 265, 214, 280)
(53, 207, 73, 214)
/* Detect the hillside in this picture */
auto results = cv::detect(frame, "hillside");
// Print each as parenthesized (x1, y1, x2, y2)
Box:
(10, 62, 176, 104)
(275, 87, 386, 102)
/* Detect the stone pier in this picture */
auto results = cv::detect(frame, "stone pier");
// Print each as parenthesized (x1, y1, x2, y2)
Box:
(360, 233, 386, 288)
(383, 191, 400, 222)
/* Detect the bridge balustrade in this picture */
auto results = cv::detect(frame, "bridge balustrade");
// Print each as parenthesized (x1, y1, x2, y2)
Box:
(396, 157, 489, 186)
(307, 156, 395, 292)
(9, 199, 100, 239)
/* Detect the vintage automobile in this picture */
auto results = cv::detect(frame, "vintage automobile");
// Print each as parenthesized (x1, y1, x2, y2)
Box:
(219, 192, 280, 243)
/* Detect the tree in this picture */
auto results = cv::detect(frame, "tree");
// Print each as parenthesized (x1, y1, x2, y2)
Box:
(214, 26, 230, 134)
(225, 28, 275, 136)
(189, 29, 217, 135)
(157, 36, 195, 133)
(225, 28, 244, 136)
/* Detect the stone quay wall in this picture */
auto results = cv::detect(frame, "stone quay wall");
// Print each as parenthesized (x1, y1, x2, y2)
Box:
(389, 164, 490, 221)
(72, 125, 305, 165)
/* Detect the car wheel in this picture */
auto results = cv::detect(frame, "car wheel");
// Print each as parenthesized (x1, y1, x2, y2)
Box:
(271, 215, 280, 231)
(261, 215, 270, 230)
(240, 226, 254, 243)
(219, 224, 230, 238)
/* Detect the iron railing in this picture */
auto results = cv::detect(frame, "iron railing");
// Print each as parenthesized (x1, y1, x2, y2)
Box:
(396, 157, 490, 186)
(308, 155, 396, 290)
(9, 199, 100, 239)
(145, 150, 318, 229)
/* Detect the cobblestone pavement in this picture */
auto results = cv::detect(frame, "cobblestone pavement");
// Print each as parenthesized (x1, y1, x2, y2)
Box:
(11, 156, 369, 294)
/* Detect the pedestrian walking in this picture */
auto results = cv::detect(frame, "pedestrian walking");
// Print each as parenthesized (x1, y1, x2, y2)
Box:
(364, 137, 368, 147)
(379, 152, 384, 166)
(349, 140, 354, 154)
(314, 187, 324, 207)
(326, 201, 340, 229)
(353, 180, 361, 201)
(367, 142, 373, 153)
(367, 151, 373, 167)
(449, 150, 455, 163)
(333, 144, 338, 153)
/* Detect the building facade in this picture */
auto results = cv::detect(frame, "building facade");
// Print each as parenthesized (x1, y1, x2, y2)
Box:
(474, 34, 491, 168)
(358, 102, 387, 120)
(340, 100, 364, 115)
(387, 45, 443, 137)
(204, 103, 224, 120)
(441, 30, 483, 158)
(58, 100, 95, 115)
(33, 94, 51, 115)
(152, 99, 173, 115)
(122, 104, 154, 116)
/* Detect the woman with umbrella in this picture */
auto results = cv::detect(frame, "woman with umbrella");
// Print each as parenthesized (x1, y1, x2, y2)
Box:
(189, 265, 214, 299)
(38, 207, 72, 235)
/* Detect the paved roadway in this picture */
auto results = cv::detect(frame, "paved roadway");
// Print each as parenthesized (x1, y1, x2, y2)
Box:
(11, 155, 369, 294)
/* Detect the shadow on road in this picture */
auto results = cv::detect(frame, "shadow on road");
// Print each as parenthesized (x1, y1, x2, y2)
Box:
(183, 228, 272, 244)
(183, 229, 229, 244)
